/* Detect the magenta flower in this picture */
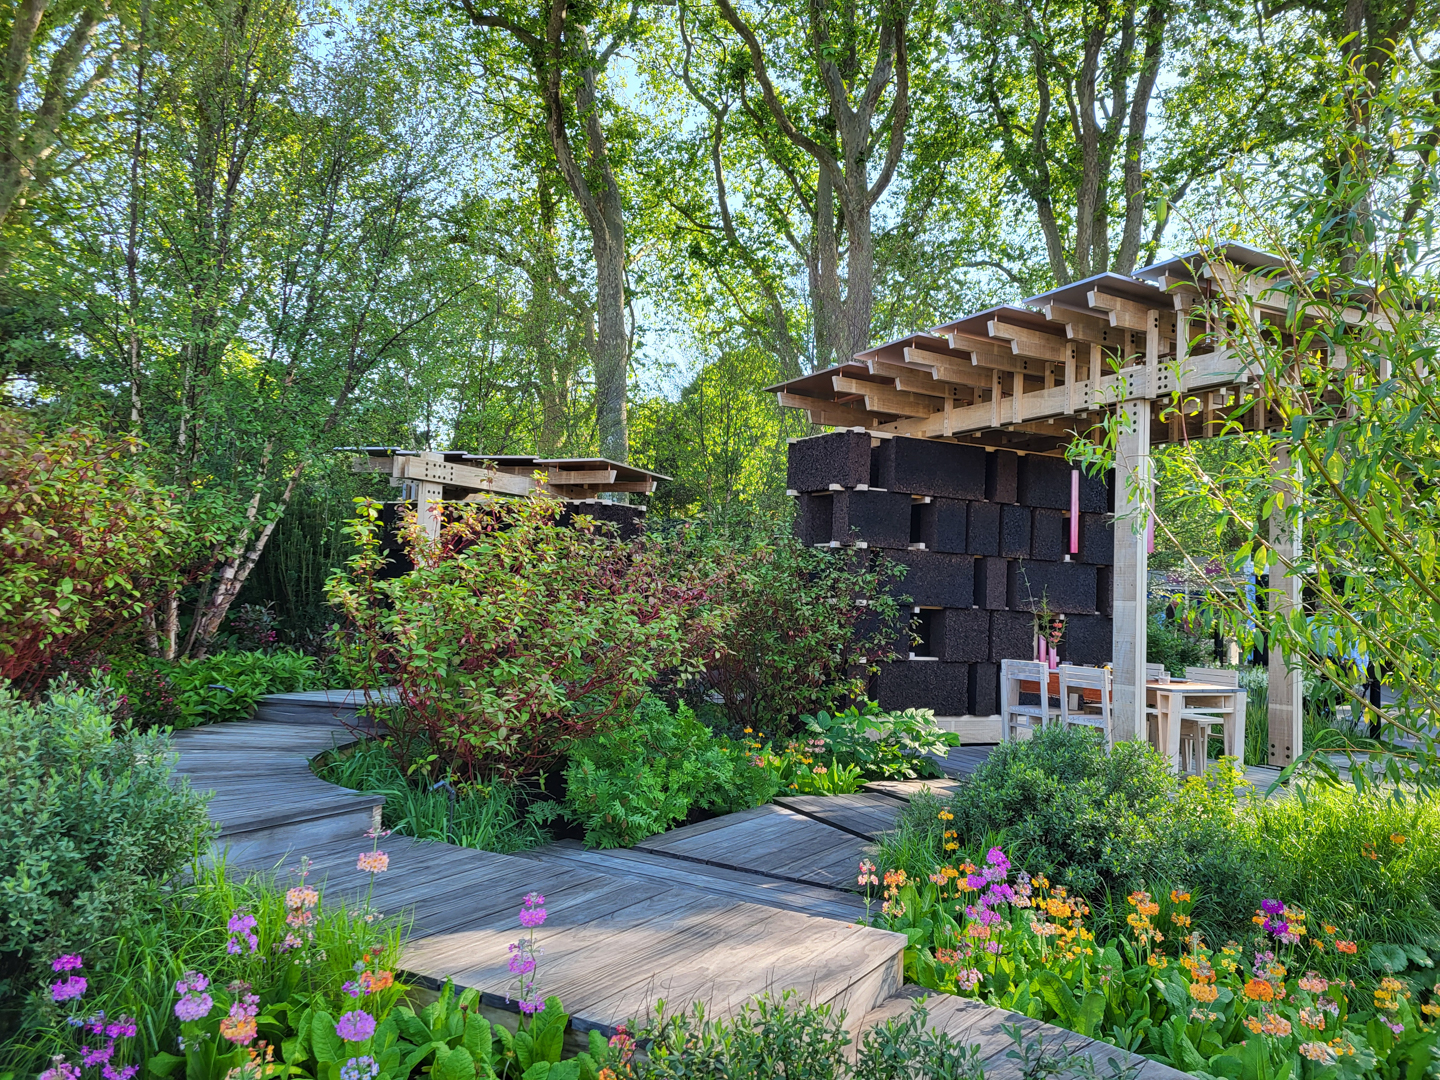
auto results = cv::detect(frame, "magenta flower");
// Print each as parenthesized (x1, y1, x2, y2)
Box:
(1261, 898, 1284, 915)
(81, 1042, 115, 1067)
(518, 906, 546, 928)
(51, 955, 84, 973)
(106, 1018, 138, 1039)
(226, 910, 259, 955)
(517, 997, 544, 1015)
(102, 1066, 138, 1080)
(51, 976, 87, 1002)
(336, 1010, 377, 1042)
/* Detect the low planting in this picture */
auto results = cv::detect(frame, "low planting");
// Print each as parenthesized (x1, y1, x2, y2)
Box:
(868, 726, 1440, 1075)
(102, 648, 326, 729)
(315, 738, 550, 853)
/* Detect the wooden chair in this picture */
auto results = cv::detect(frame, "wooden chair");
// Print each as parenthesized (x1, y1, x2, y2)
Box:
(1058, 664, 1113, 749)
(1000, 658, 1053, 742)
(1179, 667, 1246, 771)
(1143, 663, 1169, 750)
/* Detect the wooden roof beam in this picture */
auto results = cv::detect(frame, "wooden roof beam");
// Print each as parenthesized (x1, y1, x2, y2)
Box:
(986, 319, 1068, 363)
(776, 391, 883, 428)
(832, 375, 944, 417)
(901, 347, 997, 387)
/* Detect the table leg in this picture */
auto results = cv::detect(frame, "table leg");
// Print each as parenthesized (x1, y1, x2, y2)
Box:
(1164, 692, 1183, 773)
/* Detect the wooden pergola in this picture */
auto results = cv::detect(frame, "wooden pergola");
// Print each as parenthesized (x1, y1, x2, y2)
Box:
(768, 243, 1324, 766)
(344, 448, 669, 537)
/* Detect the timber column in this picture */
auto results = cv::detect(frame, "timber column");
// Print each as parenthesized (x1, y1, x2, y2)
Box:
(1111, 398, 1152, 742)
(1268, 445, 1304, 765)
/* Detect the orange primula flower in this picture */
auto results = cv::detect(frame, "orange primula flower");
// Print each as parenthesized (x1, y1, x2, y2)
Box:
(1243, 979, 1276, 1002)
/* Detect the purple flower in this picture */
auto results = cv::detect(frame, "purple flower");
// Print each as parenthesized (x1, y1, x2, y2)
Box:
(226, 910, 259, 954)
(175, 971, 209, 996)
(1263, 917, 1289, 936)
(508, 954, 536, 976)
(174, 992, 213, 1022)
(81, 1042, 115, 1067)
(342, 980, 362, 998)
(517, 997, 544, 1015)
(102, 1066, 138, 1080)
(985, 847, 1009, 870)
(523, 891, 546, 907)
(39, 1058, 81, 1080)
(966, 874, 987, 890)
(340, 1056, 380, 1080)
(1261, 899, 1285, 916)
(336, 1010, 377, 1042)
(51, 955, 84, 973)
(518, 906, 546, 928)
(51, 976, 87, 1002)
(106, 1017, 137, 1040)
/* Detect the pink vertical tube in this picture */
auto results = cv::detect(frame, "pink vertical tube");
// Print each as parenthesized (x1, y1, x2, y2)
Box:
(1069, 469, 1080, 553)
(1146, 509, 1155, 554)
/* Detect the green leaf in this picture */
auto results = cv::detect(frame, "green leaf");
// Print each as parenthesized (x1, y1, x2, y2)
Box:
(146, 1052, 186, 1079)
(434, 1045, 476, 1080)
(310, 1009, 342, 1066)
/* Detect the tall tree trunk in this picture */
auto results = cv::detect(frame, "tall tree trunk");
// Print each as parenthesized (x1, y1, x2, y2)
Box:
(592, 213, 628, 461)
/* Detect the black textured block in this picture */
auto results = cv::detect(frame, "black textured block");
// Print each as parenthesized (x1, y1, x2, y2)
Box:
(891, 551, 975, 608)
(935, 607, 990, 662)
(831, 489, 913, 549)
(917, 498, 968, 553)
(990, 610, 1036, 662)
(999, 504, 1031, 559)
(1097, 565, 1113, 617)
(970, 663, 999, 716)
(967, 501, 1000, 556)
(1062, 614, 1112, 665)
(1030, 508, 1066, 561)
(877, 436, 986, 499)
(876, 661, 969, 715)
(1017, 454, 1073, 509)
(987, 450, 1018, 503)
(1076, 513, 1113, 564)
(1079, 468, 1110, 514)
(975, 557, 1008, 609)
(561, 500, 646, 541)
(1007, 560, 1100, 615)
(793, 493, 831, 545)
(1077, 513, 1114, 565)
(787, 431, 871, 492)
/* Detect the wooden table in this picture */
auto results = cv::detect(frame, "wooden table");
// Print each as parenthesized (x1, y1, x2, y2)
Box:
(1147, 679, 1246, 774)
(1018, 673, 1102, 704)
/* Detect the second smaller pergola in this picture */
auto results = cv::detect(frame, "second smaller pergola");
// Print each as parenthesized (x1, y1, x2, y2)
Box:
(767, 244, 1344, 767)
(344, 448, 669, 537)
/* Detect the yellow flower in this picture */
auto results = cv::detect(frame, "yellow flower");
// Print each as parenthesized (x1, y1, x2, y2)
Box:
(1392, 833, 1407, 844)
(1170, 890, 1191, 903)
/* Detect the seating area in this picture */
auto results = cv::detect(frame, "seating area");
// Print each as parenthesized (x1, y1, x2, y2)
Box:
(999, 658, 1246, 774)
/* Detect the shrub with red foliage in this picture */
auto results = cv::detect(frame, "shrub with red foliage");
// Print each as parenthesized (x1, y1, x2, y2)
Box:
(0, 410, 193, 689)
(326, 495, 715, 781)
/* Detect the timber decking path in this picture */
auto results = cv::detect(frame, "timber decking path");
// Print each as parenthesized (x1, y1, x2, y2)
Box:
(170, 692, 1188, 1078)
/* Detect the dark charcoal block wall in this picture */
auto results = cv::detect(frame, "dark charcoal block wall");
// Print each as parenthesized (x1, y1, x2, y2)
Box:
(877, 437, 986, 499)
(787, 430, 871, 492)
(787, 434, 1112, 716)
(917, 498, 968, 552)
(832, 489, 913, 549)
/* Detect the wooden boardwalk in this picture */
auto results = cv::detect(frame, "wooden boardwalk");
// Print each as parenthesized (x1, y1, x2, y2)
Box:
(169, 693, 1187, 1078)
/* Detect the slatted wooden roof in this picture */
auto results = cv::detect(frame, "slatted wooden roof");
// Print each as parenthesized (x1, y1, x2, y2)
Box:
(767, 245, 1360, 454)
(339, 448, 669, 500)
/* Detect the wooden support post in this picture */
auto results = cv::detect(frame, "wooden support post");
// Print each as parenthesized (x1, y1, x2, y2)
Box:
(1111, 398, 1152, 743)
(1268, 445, 1304, 766)
(417, 481, 444, 540)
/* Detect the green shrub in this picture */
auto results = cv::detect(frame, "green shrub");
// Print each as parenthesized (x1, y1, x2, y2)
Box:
(659, 516, 909, 733)
(912, 726, 1261, 931)
(317, 737, 548, 853)
(0, 682, 212, 1017)
(1145, 608, 1212, 675)
(108, 648, 323, 728)
(549, 695, 782, 848)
